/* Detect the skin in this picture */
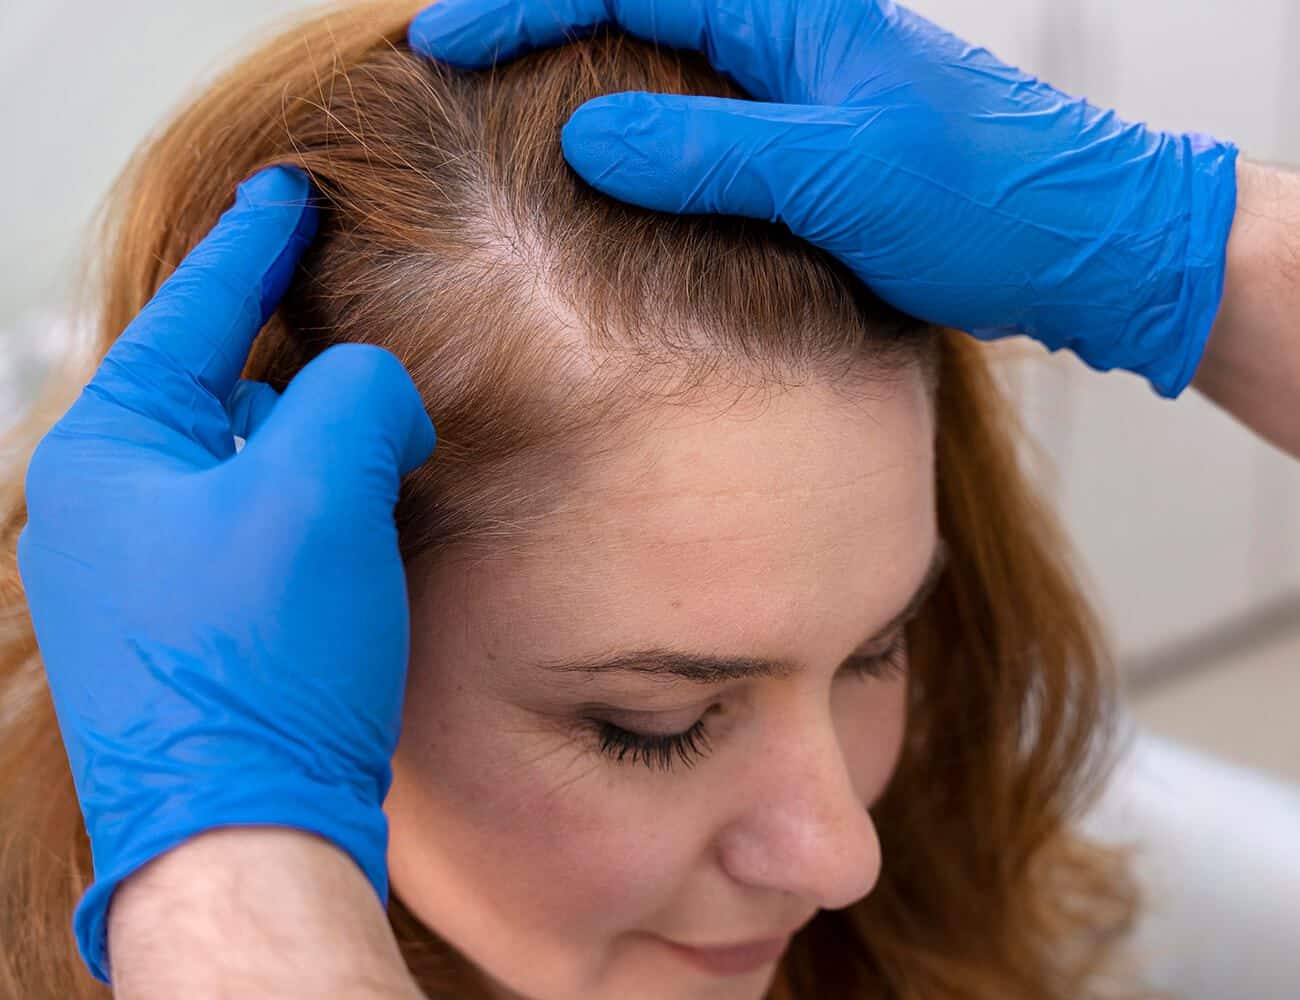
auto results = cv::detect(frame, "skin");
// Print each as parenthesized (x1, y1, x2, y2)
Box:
(110, 829, 423, 1000)
(1194, 161, 1300, 459)
(383, 363, 939, 1000)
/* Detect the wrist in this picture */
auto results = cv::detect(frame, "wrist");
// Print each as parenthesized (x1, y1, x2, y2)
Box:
(1212, 158, 1300, 340)
(75, 763, 393, 982)
(108, 827, 419, 999)
(1192, 157, 1300, 453)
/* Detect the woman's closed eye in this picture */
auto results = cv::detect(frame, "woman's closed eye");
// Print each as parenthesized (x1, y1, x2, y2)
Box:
(581, 632, 910, 773)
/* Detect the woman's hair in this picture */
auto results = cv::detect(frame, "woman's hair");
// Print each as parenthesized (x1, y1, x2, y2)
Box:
(0, 1, 1143, 997)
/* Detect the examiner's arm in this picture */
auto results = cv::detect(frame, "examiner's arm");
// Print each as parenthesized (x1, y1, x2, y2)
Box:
(18, 166, 437, 983)
(1195, 160, 1300, 458)
(111, 830, 425, 1000)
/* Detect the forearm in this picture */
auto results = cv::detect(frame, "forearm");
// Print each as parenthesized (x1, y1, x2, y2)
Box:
(1193, 159, 1300, 458)
(109, 828, 425, 1000)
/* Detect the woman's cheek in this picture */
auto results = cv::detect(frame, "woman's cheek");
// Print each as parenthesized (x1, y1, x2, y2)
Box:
(395, 701, 697, 939)
(492, 746, 702, 925)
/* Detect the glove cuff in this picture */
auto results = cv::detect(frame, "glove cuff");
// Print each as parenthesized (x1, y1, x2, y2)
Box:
(1145, 133, 1240, 398)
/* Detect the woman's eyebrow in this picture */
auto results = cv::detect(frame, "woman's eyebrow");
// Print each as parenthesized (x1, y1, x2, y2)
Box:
(538, 538, 949, 684)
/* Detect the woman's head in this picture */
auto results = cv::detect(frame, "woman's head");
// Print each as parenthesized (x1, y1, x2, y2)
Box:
(0, 2, 1138, 998)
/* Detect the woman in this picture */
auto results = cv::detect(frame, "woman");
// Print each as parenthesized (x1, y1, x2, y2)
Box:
(0, 1, 1142, 997)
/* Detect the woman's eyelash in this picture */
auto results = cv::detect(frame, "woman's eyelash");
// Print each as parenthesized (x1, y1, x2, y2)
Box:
(588, 633, 909, 772)
(591, 716, 713, 772)
(844, 631, 910, 682)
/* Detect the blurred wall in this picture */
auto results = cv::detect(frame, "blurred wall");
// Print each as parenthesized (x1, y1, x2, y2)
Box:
(0, 0, 319, 320)
(1, 0, 1298, 682)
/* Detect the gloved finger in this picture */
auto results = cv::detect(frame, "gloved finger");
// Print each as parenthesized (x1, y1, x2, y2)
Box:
(225, 379, 281, 441)
(90, 166, 319, 438)
(561, 92, 864, 232)
(412, 0, 632, 66)
(243, 344, 436, 497)
(408, 0, 788, 101)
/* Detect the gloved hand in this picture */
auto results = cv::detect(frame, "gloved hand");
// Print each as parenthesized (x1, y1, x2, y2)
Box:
(17, 165, 437, 982)
(410, 0, 1240, 398)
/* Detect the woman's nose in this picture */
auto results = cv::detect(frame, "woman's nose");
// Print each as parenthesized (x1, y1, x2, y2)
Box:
(714, 722, 883, 910)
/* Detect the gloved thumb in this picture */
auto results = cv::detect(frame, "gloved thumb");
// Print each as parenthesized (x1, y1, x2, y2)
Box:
(242, 343, 436, 491)
(562, 93, 864, 228)
(226, 379, 281, 442)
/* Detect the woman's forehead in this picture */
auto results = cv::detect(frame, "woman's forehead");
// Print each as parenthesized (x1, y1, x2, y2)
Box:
(554, 370, 933, 539)
(416, 373, 937, 665)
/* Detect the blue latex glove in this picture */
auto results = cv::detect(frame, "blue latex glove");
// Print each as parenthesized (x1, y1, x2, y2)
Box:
(17, 166, 437, 982)
(410, 0, 1240, 398)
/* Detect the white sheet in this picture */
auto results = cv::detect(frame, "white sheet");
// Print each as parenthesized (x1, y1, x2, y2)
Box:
(1083, 718, 1300, 997)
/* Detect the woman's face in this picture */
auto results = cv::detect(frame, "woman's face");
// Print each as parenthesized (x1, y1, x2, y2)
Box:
(385, 365, 940, 1000)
